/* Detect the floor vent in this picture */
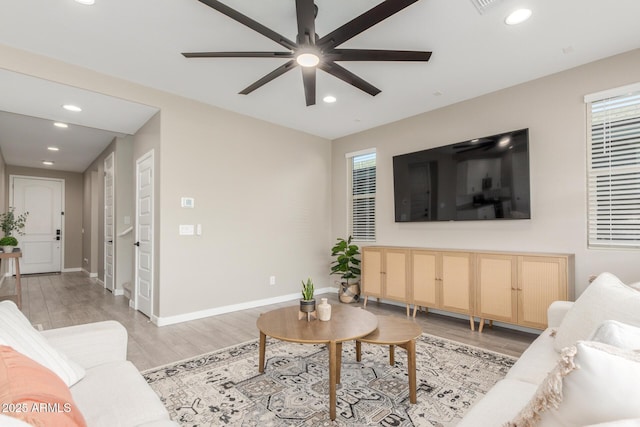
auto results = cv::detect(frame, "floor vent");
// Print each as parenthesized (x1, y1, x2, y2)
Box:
(470, 0, 503, 14)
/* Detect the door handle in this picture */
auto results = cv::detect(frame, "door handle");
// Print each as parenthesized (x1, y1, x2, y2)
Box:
(134, 241, 140, 247)
(108, 240, 113, 244)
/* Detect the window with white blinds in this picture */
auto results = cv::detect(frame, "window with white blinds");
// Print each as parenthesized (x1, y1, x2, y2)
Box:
(349, 151, 376, 242)
(587, 86, 640, 249)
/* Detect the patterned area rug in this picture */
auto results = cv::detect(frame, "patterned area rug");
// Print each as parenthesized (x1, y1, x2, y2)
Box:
(143, 333, 516, 426)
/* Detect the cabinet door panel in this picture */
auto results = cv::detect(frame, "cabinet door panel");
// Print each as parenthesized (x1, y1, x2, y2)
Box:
(441, 253, 472, 314)
(362, 248, 383, 297)
(385, 250, 409, 301)
(477, 254, 517, 323)
(518, 256, 567, 329)
(412, 251, 438, 307)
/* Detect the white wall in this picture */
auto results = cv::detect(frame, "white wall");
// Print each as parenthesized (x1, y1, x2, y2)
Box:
(0, 44, 332, 321)
(332, 48, 640, 296)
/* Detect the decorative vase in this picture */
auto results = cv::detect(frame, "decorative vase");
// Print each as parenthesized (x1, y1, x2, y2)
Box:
(1, 246, 14, 254)
(339, 282, 361, 303)
(317, 298, 332, 321)
(299, 299, 316, 313)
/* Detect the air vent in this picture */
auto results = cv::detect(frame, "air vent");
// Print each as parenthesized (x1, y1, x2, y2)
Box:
(470, 0, 503, 14)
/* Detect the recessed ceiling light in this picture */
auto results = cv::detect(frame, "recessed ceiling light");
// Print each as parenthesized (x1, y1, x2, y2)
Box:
(42, 161, 54, 166)
(75, 0, 95, 4)
(48, 147, 60, 152)
(53, 122, 68, 128)
(296, 52, 320, 67)
(323, 95, 337, 103)
(505, 8, 532, 25)
(62, 104, 82, 112)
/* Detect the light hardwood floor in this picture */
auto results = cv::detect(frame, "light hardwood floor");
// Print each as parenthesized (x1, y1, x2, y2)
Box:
(2, 272, 537, 371)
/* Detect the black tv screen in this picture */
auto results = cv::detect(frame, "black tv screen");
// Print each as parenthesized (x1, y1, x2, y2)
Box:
(393, 128, 531, 222)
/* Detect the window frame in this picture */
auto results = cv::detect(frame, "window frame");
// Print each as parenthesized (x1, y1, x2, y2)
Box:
(585, 82, 640, 250)
(345, 148, 376, 243)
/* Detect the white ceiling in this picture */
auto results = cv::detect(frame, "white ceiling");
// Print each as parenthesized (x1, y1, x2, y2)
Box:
(0, 0, 639, 171)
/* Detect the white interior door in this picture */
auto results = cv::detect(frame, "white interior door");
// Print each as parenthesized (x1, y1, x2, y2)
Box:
(104, 153, 115, 292)
(135, 151, 154, 318)
(10, 176, 63, 274)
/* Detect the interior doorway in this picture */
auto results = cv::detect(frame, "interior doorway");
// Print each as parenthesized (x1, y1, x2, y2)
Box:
(134, 150, 154, 318)
(104, 152, 115, 292)
(9, 176, 64, 274)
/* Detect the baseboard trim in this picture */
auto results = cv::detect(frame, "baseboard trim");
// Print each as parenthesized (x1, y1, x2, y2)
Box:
(113, 289, 124, 296)
(152, 287, 338, 327)
(81, 268, 98, 278)
(62, 268, 82, 273)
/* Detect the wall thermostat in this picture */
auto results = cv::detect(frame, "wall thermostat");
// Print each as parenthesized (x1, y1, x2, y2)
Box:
(181, 197, 194, 208)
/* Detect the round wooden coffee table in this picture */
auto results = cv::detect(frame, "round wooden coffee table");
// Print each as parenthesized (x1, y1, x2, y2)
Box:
(257, 304, 378, 420)
(355, 316, 423, 404)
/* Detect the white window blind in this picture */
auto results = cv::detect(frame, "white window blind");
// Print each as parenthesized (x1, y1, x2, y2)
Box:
(587, 89, 640, 249)
(349, 152, 376, 242)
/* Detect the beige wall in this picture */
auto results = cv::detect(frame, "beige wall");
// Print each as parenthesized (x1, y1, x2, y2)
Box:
(0, 44, 332, 320)
(5, 166, 83, 270)
(332, 48, 640, 296)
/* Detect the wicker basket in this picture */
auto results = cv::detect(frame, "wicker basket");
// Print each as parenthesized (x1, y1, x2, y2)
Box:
(338, 282, 360, 303)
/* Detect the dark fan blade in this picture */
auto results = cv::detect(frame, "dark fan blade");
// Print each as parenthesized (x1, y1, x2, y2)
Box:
(182, 51, 294, 58)
(319, 62, 380, 96)
(239, 60, 298, 95)
(301, 66, 316, 106)
(295, 0, 316, 45)
(327, 49, 431, 62)
(318, 0, 419, 49)
(198, 0, 297, 50)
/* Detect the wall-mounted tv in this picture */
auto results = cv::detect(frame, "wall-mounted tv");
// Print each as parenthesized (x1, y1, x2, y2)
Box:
(393, 128, 531, 222)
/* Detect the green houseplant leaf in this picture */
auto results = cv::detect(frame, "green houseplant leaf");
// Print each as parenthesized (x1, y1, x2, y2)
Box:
(0, 207, 29, 237)
(0, 236, 18, 246)
(330, 236, 361, 285)
(301, 278, 314, 301)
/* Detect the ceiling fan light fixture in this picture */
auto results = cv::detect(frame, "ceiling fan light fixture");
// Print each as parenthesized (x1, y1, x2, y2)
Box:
(296, 52, 320, 67)
(505, 8, 532, 25)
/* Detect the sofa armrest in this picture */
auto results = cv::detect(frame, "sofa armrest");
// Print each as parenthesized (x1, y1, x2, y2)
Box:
(40, 320, 128, 369)
(547, 300, 574, 328)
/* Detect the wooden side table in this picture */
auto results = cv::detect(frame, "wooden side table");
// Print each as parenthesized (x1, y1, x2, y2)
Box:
(355, 315, 422, 404)
(0, 249, 22, 309)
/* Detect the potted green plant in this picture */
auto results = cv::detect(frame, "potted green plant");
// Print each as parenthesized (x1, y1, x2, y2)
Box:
(0, 236, 18, 253)
(330, 236, 361, 303)
(0, 207, 28, 253)
(300, 277, 315, 314)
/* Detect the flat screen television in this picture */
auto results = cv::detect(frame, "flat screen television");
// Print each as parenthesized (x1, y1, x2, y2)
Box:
(393, 128, 531, 222)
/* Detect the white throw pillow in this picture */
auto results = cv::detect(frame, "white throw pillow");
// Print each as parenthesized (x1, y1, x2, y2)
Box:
(0, 301, 85, 386)
(554, 272, 640, 352)
(589, 320, 640, 350)
(506, 341, 640, 427)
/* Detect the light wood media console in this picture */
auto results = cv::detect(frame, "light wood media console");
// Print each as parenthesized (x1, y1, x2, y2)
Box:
(361, 246, 574, 331)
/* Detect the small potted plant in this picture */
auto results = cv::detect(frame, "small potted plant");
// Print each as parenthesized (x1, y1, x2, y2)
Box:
(0, 207, 29, 253)
(0, 236, 18, 253)
(300, 277, 315, 313)
(330, 236, 361, 303)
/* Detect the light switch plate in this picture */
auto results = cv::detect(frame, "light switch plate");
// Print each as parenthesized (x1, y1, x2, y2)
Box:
(179, 224, 195, 235)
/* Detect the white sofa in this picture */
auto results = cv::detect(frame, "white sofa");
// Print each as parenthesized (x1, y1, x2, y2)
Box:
(458, 272, 640, 427)
(0, 300, 177, 427)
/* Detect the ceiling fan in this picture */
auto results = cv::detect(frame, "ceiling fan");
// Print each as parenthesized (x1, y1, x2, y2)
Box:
(182, 0, 432, 106)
